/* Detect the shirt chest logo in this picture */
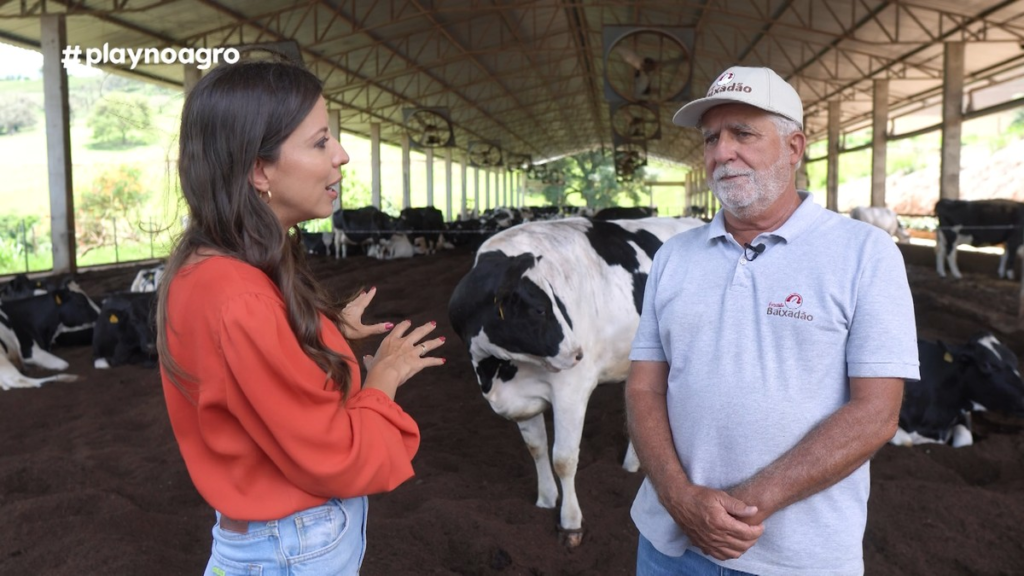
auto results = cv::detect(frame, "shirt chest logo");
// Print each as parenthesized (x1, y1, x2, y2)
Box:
(767, 292, 814, 322)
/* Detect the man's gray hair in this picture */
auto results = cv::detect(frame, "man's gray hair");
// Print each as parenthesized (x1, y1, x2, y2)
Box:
(769, 114, 802, 138)
(770, 113, 803, 170)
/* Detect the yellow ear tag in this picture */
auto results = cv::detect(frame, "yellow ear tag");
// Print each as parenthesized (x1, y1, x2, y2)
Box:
(943, 352, 954, 363)
(109, 314, 119, 324)
(498, 304, 504, 320)
(54, 294, 62, 305)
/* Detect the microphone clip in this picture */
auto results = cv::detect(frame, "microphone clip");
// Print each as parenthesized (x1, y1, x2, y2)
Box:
(743, 242, 766, 262)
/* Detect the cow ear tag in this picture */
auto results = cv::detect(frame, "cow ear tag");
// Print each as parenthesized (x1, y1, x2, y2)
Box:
(54, 294, 62, 305)
(943, 352, 954, 363)
(493, 297, 505, 320)
(109, 314, 119, 324)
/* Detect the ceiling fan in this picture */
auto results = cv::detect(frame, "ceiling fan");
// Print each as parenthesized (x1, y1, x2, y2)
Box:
(603, 27, 693, 103)
(403, 108, 454, 148)
(611, 102, 660, 141)
(468, 141, 503, 167)
(542, 168, 565, 186)
(614, 141, 648, 177)
(527, 164, 549, 181)
(505, 153, 533, 172)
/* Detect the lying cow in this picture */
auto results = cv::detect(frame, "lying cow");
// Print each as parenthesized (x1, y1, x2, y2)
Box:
(935, 199, 1024, 280)
(892, 332, 1024, 448)
(332, 206, 396, 259)
(93, 292, 158, 369)
(0, 281, 99, 370)
(0, 309, 77, 390)
(448, 216, 705, 547)
(367, 233, 416, 260)
(850, 206, 910, 243)
(130, 264, 165, 293)
(0, 274, 48, 300)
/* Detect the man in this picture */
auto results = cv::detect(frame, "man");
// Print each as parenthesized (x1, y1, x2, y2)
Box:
(625, 66, 918, 575)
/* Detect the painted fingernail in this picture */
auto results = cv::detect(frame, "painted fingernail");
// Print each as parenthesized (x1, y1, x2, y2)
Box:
(441, 358, 447, 364)
(384, 322, 394, 330)
(439, 336, 446, 343)
(430, 320, 437, 327)
(370, 286, 376, 291)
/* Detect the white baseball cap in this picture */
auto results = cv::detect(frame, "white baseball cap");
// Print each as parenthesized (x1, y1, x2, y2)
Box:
(672, 66, 804, 129)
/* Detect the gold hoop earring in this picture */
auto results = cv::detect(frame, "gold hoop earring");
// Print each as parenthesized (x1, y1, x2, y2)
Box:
(263, 189, 272, 203)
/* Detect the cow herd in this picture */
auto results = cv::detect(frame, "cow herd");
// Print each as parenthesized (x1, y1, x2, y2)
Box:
(3, 199, 1024, 549)
(0, 266, 160, 390)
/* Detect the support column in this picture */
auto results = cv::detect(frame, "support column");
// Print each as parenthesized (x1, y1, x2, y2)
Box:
(41, 15, 75, 274)
(871, 79, 889, 207)
(941, 41, 965, 201)
(327, 109, 341, 209)
(401, 133, 411, 209)
(485, 169, 492, 210)
(473, 167, 480, 214)
(183, 65, 202, 95)
(425, 147, 434, 208)
(827, 100, 841, 212)
(445, 148, 453, 221)
(461, 159, 468, 218)
(370, 123, 381, 208)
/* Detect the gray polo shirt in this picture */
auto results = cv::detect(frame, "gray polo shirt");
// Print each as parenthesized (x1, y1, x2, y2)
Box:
(630, 192, 919, 576)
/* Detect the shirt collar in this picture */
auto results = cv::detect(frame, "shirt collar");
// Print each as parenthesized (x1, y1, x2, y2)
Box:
(706, 191, 821, 244)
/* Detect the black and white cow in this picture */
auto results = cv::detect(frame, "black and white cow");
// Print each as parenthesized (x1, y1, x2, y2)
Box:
(0, 274, 48, 300)
(0, 309, 77, 390)
(448, 216, 704, 547)
(130, 264, 165, 293)
(892, 333, 1024, 448)
(850, 206, 910, 244)
(331, 206, 397, 259)
(935, 199, 1024, 279)
(592, 206, 658, 220)
(0, 281, 100, 369)
(397, 207, 446, 254)
(367, 233, 416, 260)
(93, 291, 158, 369)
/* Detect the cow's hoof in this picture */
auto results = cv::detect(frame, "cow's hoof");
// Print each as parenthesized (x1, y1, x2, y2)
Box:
(557, 525, 584, 548)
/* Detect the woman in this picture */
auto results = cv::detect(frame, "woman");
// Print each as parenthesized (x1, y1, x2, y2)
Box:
(157, 59, 444, 575)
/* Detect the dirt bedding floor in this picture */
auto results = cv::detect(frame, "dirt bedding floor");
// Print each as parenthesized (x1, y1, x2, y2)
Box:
(1, 242, 1022, 575)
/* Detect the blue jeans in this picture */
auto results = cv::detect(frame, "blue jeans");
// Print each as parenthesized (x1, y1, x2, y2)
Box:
(204, 497, 367, 576)
(637, 534, 758, 576)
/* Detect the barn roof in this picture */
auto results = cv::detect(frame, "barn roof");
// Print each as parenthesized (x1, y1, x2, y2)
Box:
(3, 0, 1024, 168)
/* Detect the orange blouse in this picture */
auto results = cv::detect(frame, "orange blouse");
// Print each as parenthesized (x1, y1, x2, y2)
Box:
(161, 256, 419, 520)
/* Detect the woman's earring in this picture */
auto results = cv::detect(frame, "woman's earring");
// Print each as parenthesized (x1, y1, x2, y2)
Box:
(264, 189, 272, 203)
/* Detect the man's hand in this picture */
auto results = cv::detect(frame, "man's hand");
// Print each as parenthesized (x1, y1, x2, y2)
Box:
(339, 286, 393, 340)
(662, 484, 764, 560)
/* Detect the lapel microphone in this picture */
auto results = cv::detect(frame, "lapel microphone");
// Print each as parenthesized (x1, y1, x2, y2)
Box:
(743, 242, 766, 262)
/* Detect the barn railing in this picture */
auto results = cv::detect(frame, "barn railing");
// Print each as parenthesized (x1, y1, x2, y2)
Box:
(0, 217, 178, 276)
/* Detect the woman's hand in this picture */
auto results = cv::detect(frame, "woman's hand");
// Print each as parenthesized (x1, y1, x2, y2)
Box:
(361, 320, 446, 399)
(339, 286, 393, 340)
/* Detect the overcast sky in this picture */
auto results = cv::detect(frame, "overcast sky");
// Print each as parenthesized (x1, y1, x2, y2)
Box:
(1, 42, 100, 78)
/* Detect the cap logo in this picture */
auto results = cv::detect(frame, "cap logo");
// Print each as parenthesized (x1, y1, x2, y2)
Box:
(717, 72, 734, 86)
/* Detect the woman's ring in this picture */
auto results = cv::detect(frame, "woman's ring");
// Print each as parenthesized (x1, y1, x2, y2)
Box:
(419, 344, 427, 356)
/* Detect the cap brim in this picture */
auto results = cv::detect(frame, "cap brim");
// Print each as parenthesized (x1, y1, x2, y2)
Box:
(672, 97, 734, 127)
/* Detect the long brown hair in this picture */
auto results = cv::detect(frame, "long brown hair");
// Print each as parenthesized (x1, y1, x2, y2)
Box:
(158, 60, 353, 401)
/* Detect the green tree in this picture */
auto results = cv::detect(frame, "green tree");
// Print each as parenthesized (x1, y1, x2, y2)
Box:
(337, 167, 374, 209)
(87, 92, 153, 147)
(0, 95, 38, 135)
(536, 149, 652, 208)
(76, 165, 150, 255)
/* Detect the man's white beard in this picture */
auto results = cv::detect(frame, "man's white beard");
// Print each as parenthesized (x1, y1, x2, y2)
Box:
(710, 153, 793, 220)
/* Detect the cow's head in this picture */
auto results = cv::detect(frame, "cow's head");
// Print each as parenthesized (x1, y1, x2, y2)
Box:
(959, 332, 1024, 416)
(449, 250, 583, 382)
